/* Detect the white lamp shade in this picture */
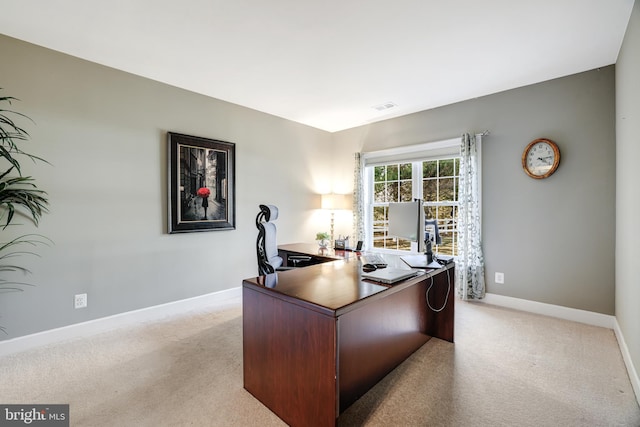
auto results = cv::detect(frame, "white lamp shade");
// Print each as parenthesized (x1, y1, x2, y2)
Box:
(321, 193, 350, 210)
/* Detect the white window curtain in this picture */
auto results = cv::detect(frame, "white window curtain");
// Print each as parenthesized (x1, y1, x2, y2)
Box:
(456, 133, 486, 299)
(353, 152, 365, 242)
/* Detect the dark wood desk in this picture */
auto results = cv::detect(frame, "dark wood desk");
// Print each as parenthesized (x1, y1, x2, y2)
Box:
(243, 243, 455, 427)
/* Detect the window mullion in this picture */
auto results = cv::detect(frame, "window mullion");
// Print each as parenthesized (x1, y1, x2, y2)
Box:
(364, 166, 374, 249)
(412, 162, 422, 200)
(364, 152, 461, 256)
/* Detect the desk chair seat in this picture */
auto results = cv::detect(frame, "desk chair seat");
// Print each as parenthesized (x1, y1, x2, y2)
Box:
(256, 204, 310, 275)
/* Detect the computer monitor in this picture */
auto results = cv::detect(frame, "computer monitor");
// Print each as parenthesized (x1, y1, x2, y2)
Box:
(388, 200, 426, 252)
(388, 200, 442, 268)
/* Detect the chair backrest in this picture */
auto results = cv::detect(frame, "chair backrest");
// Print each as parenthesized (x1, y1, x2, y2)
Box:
(256, 204, 284, 275)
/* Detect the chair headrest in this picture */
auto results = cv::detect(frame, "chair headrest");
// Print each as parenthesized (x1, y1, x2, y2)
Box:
(259, 204, 279, 222)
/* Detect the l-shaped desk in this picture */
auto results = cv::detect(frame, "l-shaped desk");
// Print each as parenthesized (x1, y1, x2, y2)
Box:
(242, 243, 455, 427)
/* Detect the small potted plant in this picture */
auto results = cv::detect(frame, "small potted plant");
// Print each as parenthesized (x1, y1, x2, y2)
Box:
(315, 232, 330, 249)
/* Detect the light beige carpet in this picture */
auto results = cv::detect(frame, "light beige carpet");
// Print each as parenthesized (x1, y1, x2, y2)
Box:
(0, 299, 638, 426)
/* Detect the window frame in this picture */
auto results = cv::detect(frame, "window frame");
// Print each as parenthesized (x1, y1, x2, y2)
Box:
(363, 138, 460, 255)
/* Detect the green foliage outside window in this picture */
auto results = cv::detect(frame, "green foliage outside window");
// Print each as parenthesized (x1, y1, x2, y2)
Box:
(422, 158, 459, 256)
(371, 157, 460, 255)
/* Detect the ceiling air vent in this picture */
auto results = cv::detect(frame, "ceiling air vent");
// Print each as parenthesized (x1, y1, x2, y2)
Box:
(372, 102, 397, 112)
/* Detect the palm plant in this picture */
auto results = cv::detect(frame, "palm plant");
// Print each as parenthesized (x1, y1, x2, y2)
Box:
(0, 90, 50, 317)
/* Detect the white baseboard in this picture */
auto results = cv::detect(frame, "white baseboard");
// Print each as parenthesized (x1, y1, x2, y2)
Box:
(0, 287, 242, 357)
(613, 318, 640, 407)
(3, 288, 638, 407)
(480, 292, 639, 406)
(480, 292, 615, 328)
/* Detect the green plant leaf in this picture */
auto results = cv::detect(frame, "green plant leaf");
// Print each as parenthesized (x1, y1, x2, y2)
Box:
(0, 90, 52, 333)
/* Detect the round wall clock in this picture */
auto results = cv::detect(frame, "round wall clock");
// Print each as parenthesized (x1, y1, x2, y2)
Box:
(522, 138, 560, 179)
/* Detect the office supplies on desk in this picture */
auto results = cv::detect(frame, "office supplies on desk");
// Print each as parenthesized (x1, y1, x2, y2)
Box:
(437, 255, 454, 265)
(345, 240, 363, 251)
(334, 236, 349, 250)
(362, 263, 377, 272)
(361, 254, 387, 268)
(362, 268, 418, 284)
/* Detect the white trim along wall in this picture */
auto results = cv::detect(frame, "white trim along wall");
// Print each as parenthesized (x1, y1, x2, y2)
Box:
(481, 293, 639, 406)
(1, 288, 637, 406)
(0, 287, 241, 357)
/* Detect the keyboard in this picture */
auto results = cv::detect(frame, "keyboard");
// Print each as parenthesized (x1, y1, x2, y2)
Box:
(362, 254, 387, 268)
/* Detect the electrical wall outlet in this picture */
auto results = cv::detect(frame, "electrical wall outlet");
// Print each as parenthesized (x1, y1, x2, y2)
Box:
(74, 293, 87, 309)
(495, 272, 505, 284)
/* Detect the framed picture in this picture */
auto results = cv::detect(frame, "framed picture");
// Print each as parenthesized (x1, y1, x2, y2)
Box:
(167, 132, 236, 233)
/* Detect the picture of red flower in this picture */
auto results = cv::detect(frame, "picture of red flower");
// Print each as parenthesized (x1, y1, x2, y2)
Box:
(197, 187, 210, 198)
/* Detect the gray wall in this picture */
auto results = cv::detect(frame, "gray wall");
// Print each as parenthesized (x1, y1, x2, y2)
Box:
(333, 66, 616, 315)
(0, 35, 333, 339)
(0, 29, 625, 341)
(616, 0, 640, 393)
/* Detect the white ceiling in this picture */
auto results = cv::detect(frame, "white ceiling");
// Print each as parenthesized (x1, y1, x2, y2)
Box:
(0, 0, 635, 132)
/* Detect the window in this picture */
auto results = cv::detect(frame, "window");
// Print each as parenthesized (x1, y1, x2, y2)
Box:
(421, 158, 459, 256)
(371, 163, 414, 251)
(364, 139, 460, 256)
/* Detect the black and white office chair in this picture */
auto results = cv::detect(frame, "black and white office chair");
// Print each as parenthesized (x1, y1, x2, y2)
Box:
(256, 204, 310, 275)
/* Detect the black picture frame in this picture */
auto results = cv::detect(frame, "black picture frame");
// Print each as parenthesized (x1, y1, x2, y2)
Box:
(167, 132, 236, 233)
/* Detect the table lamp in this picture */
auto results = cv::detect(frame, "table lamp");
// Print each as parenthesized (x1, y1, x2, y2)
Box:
(321, 193, 349, 247)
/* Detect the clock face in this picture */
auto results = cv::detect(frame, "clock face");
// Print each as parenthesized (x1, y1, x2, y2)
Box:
(522, 138, 560, 179)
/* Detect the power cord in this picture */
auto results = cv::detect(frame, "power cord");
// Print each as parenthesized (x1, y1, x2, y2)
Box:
(426, 266, 451, 312)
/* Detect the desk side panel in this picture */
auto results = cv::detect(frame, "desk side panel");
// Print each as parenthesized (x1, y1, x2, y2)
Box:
(243, 286, 337, 427)
(425, 264, 455, 342)
(337, 279, 430, 412)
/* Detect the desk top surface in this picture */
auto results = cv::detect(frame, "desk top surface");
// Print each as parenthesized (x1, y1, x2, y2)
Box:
(277, 243, 353, 260)
(243, 243, 452, 316)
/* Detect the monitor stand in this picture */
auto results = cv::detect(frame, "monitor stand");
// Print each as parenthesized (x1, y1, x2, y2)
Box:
(400, 253, 442, 269)
(425, 252, 443, 269)
(425, 240, 442, 269)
